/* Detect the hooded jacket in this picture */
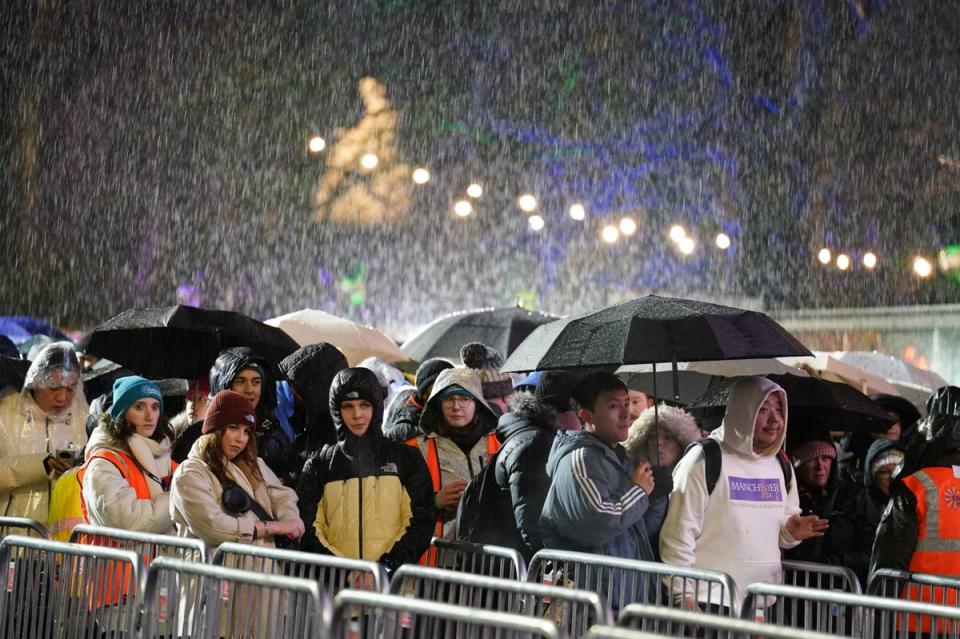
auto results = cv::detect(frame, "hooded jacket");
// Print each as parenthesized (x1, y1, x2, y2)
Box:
(871, 386, 960, 574)
(489, 391, 558, 560)
(383, 388, 422, 443)
(170, 433, 299, 550)
(296, 368, 434, 574)
(0, 358, 88, 522)
(280, 343, 348, 485)
(624, 404, 703, 467)
(80, 425, 176, 534)
(659, 377, 801, 606)
(539, 426, 660, 562)
(783, 439, 878, 586)
(208, 347, 290, 479)
(863, 438, 906, 512)
(412, 368, 499, 539)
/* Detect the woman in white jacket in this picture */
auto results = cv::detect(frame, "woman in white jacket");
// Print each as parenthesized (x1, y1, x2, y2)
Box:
(80, 376, 176, 533)
(170, 390, 303, 549)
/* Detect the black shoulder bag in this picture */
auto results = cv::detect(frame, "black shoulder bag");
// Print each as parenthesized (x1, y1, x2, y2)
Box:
(221, 480, 300, 551)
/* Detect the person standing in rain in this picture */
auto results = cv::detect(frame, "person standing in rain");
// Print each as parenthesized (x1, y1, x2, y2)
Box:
(539, 372, 661, 562)
(410, 367, 500, 543)
(0, 342, 88, 522)
(460, 343, 515, 417)
(659, 376, 828, 611)
(296, 368, 434, 577)
(871, 386, 960, 577)
(279, 343, 348, 486)
(383, 357, 454, 443)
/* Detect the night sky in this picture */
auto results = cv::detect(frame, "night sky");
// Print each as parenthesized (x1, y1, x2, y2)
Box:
(2, 0, 958, 334)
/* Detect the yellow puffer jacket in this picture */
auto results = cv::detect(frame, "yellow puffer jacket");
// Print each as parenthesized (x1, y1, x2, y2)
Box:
(314, 474, 411, 560)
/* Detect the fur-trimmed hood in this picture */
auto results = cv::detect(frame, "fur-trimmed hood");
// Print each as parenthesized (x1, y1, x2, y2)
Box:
(623, 403, 702, 466)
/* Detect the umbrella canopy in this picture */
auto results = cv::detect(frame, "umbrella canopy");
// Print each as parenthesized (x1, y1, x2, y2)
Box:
(0, 316, 69, 344)
(266, 308, 406, 366)
(832, 351, 948, 390)
(618, 358, 809, 405)
(85, 305, 299, 379)
(400, 306, 560, 362)
(780, 353, 902, 396)
(501, 295, 813, 373)
(687, 374, 897, 433)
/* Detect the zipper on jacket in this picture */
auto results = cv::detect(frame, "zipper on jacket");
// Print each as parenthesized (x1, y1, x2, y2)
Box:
(357, 478, 364, 560)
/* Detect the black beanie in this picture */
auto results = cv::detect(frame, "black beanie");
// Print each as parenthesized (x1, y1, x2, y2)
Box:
(415, 358, 454, 400)
(535, 370, 578, 413)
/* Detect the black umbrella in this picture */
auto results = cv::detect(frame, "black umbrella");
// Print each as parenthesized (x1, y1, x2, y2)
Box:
(500, 295, 813, 373)
(401, 306, 559, 362)
(0, 356, 31, 393)
(687, 374, 897, 433)
(84, 305, 299, 379)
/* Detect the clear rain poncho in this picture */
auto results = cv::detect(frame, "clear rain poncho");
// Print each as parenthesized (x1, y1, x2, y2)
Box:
(23, 341, 82, 391)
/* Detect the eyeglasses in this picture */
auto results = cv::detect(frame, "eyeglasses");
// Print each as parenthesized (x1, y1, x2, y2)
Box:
(441, 396, 474, 407)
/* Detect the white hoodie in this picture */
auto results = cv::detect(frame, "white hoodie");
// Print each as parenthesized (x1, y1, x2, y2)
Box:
(659, 377, 800, 608)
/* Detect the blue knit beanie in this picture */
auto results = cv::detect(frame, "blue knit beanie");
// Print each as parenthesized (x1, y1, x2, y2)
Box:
(110, 375, 164, 420)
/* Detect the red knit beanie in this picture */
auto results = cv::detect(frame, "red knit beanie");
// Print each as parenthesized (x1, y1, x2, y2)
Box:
(202, 390, 256, 434)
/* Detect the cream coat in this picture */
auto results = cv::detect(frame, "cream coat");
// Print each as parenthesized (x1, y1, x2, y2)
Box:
(0, 388, 88, 521)
(81, 426, 176, 534)
(170, 434, 298, 550)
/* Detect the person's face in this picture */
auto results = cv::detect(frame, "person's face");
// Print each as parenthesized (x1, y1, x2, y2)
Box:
(628, 390, 652, 421)
(220, 423, 252, 461)
(797, 455, 833, 490)
(582, 389, 630, 447)
(752, 392, 786, 453)
(440, 395, 476, 429)
(32, 377, 77, 415)
(875, 463, 897, 497)
(341, 398, 374, 437)
(126, 398, 161, 438)
(187, 394, 209, 424)
(655, 431, 682, 467)
(230, 369, 262, 409)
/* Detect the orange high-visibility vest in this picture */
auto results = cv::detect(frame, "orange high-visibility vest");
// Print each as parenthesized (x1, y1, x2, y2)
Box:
(77, 449, 176, 608)
(898, 467, 960, 632)
(406, 433, 500, 565)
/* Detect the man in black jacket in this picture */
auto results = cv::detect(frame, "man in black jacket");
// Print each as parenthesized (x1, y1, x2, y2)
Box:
(280, 343, 348, 486)
(296, 367, 435, 576)
(489, 370, 578, 561)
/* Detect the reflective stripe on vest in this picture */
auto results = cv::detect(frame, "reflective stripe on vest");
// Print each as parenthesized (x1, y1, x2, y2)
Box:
(906, 469, 960, 555)
(77, 450, 151, 523)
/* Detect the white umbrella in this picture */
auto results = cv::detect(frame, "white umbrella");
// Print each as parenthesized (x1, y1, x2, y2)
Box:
(831, 351, 948, 390)
(266, 309, 407, 366)
(779, 352, 901, 396)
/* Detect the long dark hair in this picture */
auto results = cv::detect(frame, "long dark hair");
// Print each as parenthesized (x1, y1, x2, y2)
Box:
(200, 424, 264, 490)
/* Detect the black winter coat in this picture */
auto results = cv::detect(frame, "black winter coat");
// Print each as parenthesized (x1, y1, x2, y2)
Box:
(784, 470, 879, 586)
(491, 392, 558, 562)
(383, 387, 423, 443)
(871, 390, 960, 575)
(280, 343, 348, 485)
(295, 368, 434, 574)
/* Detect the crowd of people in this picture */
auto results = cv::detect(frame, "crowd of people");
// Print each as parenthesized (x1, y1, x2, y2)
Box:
(1, 337, 958, 607)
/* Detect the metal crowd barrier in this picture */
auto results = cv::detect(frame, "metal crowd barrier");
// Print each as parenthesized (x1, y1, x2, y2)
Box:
(0, 516, 50, 540)
(142, 556, 331, 639)
(867, 569, 960, 634)
(391, 564, 612, 637)
(213, 541, 388, 594)
(332, 589, 564, 639)
(584, 627, 666, 639)
(431, 537, 527, 580)
(782, 559, 862, 594)
(70, 523, 208, 564)
(527, 549, 738, 621)
(742, 582, 960, 638)
(0, 534, 143, 638)
(617, 603, 838, 639)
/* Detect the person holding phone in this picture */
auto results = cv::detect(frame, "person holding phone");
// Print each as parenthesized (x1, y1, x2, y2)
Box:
(79, 376, 177, 534)
(170, 391, 303, 549)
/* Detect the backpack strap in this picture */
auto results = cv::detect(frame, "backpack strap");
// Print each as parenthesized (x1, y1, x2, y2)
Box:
(777, 449, 793, 493)
(684, 438, 793, 496)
